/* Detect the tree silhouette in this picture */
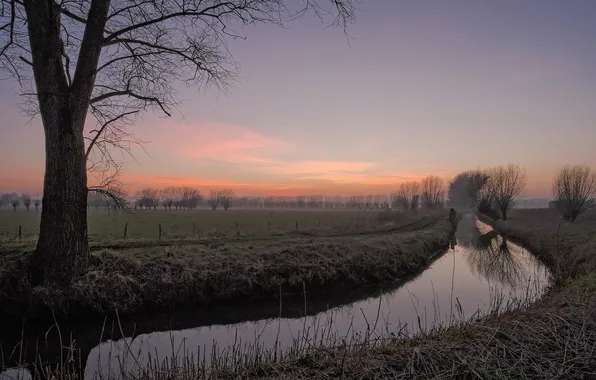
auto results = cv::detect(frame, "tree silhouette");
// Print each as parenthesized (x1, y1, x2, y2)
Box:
(11, 198, 19, 212)
(0, 0, 355, 286)
(486, 164, 526, 221)
(22, 194, 32, 212)
(420, 175, 446, 209)
(552, 164, 596, 222)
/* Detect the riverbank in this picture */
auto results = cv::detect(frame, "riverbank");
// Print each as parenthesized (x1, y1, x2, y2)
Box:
(0, 215, 454, 322)
(7, 209, 590, 379)
(229, 208, 595, 379)
(69, 208, 592, 380)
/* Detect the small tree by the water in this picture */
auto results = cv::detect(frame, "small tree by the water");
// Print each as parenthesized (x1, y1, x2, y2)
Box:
(552, 165, 596, 222)
(486, 164, 527, 221)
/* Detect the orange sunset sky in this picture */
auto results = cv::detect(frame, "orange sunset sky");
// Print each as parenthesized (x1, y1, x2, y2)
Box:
(1, 1, 595, 198)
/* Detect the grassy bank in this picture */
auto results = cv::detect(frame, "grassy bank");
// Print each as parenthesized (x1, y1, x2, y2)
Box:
(223, 209, 596, 380)
(0, 214, 453, 321)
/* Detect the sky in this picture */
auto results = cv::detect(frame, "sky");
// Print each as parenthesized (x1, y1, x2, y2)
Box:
(1, 0, 595, 198)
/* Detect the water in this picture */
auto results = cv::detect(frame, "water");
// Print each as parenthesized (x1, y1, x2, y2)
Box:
(1, 215, 552, 379)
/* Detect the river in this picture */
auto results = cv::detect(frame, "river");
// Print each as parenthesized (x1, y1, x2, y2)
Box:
(0, 214, 552, 380)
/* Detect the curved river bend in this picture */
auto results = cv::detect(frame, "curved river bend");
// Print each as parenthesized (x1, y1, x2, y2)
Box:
(1, 215, 552, 380)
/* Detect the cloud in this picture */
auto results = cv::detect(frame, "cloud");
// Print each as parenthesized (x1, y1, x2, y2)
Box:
(144, 121, 405, 184)
(148, 122, 294, 165)
(255, 160, 376, 177)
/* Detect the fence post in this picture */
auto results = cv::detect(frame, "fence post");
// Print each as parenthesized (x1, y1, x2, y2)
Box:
(158, 223, 162, 240)
(18, 225, 22, 241)
(123, 222, 128, 239)
(295, 221, 298, 230)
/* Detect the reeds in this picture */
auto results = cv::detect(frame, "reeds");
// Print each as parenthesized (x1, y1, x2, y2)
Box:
(1, 268, 550, 380)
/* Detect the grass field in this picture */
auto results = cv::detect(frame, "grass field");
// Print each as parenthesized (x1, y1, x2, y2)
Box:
(0, 208, 454, 320)
(0, 208, 403, 244)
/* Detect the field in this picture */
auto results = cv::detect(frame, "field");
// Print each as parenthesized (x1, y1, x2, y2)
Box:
(0, 208, 384, 243)
(0, 208, 454, 320)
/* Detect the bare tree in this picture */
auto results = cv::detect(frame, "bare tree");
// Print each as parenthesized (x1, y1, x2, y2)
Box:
(391, 181, 420, 212)
(410, 194, 420, 212)
(34, 198, 41, 211)
(137, 188, 159, 210)
(160, 187, 176, 210)
(421, 176, 445, 209)
(218, 189, 234, 211)
(11, 198, 19, 212)
(181, 187, 202, 210)
(447, 170, 490, 209)
(0, 0, 355, 286)
(207, 190, 219, 211)
(467, 171, 490, 208)
(476, 184, 497, 217)
(486, 164, 527, 221)
(0, 193, 6, 209)
(552, 165, 596, 222)
(22, 194, 32, 212)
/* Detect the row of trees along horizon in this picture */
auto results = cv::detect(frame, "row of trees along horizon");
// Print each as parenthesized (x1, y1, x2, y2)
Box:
(3, 164, 594, 222)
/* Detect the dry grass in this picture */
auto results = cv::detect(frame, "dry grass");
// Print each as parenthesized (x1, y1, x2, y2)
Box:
(0, 209, 441, 254)
(112, 209, 596, 379)
(5, 208, 595, 379)
(499, 208, 596, 282)
(0, 215, 453, 321)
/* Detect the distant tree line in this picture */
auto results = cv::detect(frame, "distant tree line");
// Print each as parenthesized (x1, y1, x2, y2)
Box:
(4, 165, 594, 221)
(0, 193, 41, 212)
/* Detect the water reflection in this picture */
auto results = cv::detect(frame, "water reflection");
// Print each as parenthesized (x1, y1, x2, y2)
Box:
(1, 214, 552, 380)
(467, 235, 527, 288)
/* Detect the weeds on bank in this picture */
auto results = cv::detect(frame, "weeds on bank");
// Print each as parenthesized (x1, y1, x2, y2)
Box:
(1, 272, 548, 379)
(0, 220, 452, 319)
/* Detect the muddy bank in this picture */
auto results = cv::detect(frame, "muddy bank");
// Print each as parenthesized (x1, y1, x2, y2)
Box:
(0, 219, 454, 322)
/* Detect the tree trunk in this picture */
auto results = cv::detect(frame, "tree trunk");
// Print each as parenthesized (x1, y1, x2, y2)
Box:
(501, 206, 508, 221)
(29, 108, 89, 287)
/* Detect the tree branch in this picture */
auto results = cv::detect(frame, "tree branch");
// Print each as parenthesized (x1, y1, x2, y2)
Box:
(85, 110, 139, 159)
(89, 89, 171, 116)
(88, 187, 134, 215)
(103, 2, 259, 43)
(60, 5, 88, 24)
(70, 0, 111, 106)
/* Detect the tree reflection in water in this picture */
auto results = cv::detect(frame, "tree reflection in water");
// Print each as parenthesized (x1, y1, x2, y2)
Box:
(465, 232, 528, 289)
